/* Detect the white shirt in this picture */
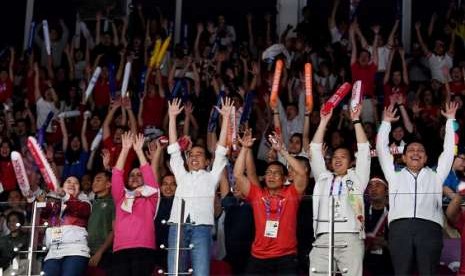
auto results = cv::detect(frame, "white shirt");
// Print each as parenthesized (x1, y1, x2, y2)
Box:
(310, 142, 371, 236)
(368, 45, 391, 72)
(36, 97, 58, 132)
(278, 91, 306, 144)
(427, 53, 453, 83)
(376, 120, 455, 226)
(167, 143, 228, 226)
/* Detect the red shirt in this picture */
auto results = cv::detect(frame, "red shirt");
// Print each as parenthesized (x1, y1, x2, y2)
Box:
(448, 81, 465, 96)
(351, 63, 378, 97)
(142, 94, 167, 129)
(93, 80, 111, 108)
(383, 83, 407, 107)
(455, 212, 465, 274)
(245, 184, 301, 259)
(0, 78, 13, 103)
(0, 160, 17, 192)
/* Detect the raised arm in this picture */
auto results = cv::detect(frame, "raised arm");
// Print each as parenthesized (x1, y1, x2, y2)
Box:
(59, 116, 68, 152)
(399, 48, 409, 85)
(194, 23, 203, 60)
(132, 133, 148, 167)
(436, 102, 459, 182)
(8, 47, 14, 81)
(216, 97, 234, 147)
(415, 22, 431, 56)
(115, 132, 133, 170)
(371, 25, 380, 66)
(355, 21, 369, 49)
(383, 49, 395, 85)
(396, 94, 414, 133)
(328, 0, 340, 30)
(310, 109, 333, 180)
(376, 105, 400, 183)
(350, 23, 357, 65)
(270, 133, 307, 194)
(95, 12, 102, 45)
(350, 104, 370, 187)
(448, 31, 456, 57)
(81, 113, 89, 152)
(387, 19, 400, 48)
(427, 13, 437, 38)
(33, 63, 41, 101)
(122, 97, 138, 134)
(168, 98, 184, 144)
(102, 100, 121, 140)
(233, 130, 256, 196)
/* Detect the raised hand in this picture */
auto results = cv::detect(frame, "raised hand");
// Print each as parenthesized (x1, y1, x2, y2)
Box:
(168, 98, 184, 118)
(216, 97, 233, 118)
(121, 132, 134, 150)
(350, 103, 362, 121)
(238, 129, 256, 148)
(101, 149, 111, 170)
(197, 22, 204, 33)
(319, 107, 333, 125)
(371, 25, 381, 34)
(132, 133, 145, 153)
(268, 132, 286, 152)
(383, 105, 400, 122)
(441, 101, 459, 119)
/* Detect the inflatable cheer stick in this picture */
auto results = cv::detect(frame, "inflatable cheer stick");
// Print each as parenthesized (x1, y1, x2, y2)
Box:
(121, 62, 132, 98)
(270, 59, 284, 109)
(350, 80, 362, 112)
(42, 20, 51, 55)
(155, 36, 171, 68)
(321, 82, 352, 115)
(84, 66, 102, 103)
(27, 137, 58, 192)
(149, 39, 162, 68)
(304, 63, 313, 113)
(10, 151, 31, 198)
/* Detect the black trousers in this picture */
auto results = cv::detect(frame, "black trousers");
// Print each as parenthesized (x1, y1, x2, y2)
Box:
(112, 248, 155, 276)
(389, 218, 443, 276)
(246, 254, 298, 276)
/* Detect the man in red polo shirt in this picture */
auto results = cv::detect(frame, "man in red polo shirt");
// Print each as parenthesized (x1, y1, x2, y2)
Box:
(350, 22, 379, 123)
(234, 131, 308, 275)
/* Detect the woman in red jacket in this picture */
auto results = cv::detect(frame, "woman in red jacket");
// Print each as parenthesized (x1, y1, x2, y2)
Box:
(41, 176, 92, 276)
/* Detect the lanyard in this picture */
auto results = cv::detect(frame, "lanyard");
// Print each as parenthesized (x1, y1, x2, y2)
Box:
(329, 176, 343, 197)
(262, 195, 285, 221)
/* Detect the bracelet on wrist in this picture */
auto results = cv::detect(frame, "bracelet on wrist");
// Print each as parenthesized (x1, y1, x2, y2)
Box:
(352, 119, 362, 125)
(273, 112, 279, 115)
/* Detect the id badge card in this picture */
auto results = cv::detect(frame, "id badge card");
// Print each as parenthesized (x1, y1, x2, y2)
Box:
(264, 220, 279, 238)
(51, 227, 63, 244)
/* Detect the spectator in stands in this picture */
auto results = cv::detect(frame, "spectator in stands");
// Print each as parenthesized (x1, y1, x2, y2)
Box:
(377, 102, 458, 275)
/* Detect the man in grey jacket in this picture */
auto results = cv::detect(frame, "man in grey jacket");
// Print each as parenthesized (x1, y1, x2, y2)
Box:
(376, 102, 459, 275)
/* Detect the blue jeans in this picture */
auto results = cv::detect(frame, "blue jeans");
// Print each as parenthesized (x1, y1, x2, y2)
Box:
(43, 256, 89, 276)
(167, 224, 212, 276)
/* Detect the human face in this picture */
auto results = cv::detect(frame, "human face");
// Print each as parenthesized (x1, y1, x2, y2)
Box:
(402, 143, 427, 172)
(187, 147, 209, 171)
(160, 175, 177, 197)
(81, 174, 92, 192)
(358, 52, 370, 66)
(453, 154, 465, 172)
(63, 176, 80, 197)
(90, 115, 101, 129)
(451, 67, 462, 81)
(7, 214, 20, 232)
(113, 128, 123, 144)
(286, 106, 298, 120)
(288, 136, 302, 154)
(264, 164, 286, 190)
(392, 126, 404, 142)
(92, 173, 111, 194)
(434, 40, 445, 55)
(331, 148, 351, 176)
(8, 191, 23, 208)
(367, 181, 387, 201)
(70, 137, 81, 151)
(0, 142, 10, 157)
(392, 71, 402, 85)
(128, 168, 143, 190)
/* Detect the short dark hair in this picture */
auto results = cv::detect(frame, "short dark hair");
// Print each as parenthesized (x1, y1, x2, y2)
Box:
(95, 171, 112, 182)
(403, 139, 425, 155)
(7, 211, 25, 226)
(190, 145, 212, 160)
(332, 147, 354, 161)
(267, 161, 288, 176)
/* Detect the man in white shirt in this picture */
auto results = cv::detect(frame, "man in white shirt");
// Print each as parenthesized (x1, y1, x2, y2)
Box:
(166, 98, 233, 276)
(376, 102, 458, 275)
(309, 103, 370, 276)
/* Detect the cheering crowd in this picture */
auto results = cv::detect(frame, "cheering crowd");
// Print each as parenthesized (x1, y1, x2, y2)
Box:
(0, 0, 465, 275)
